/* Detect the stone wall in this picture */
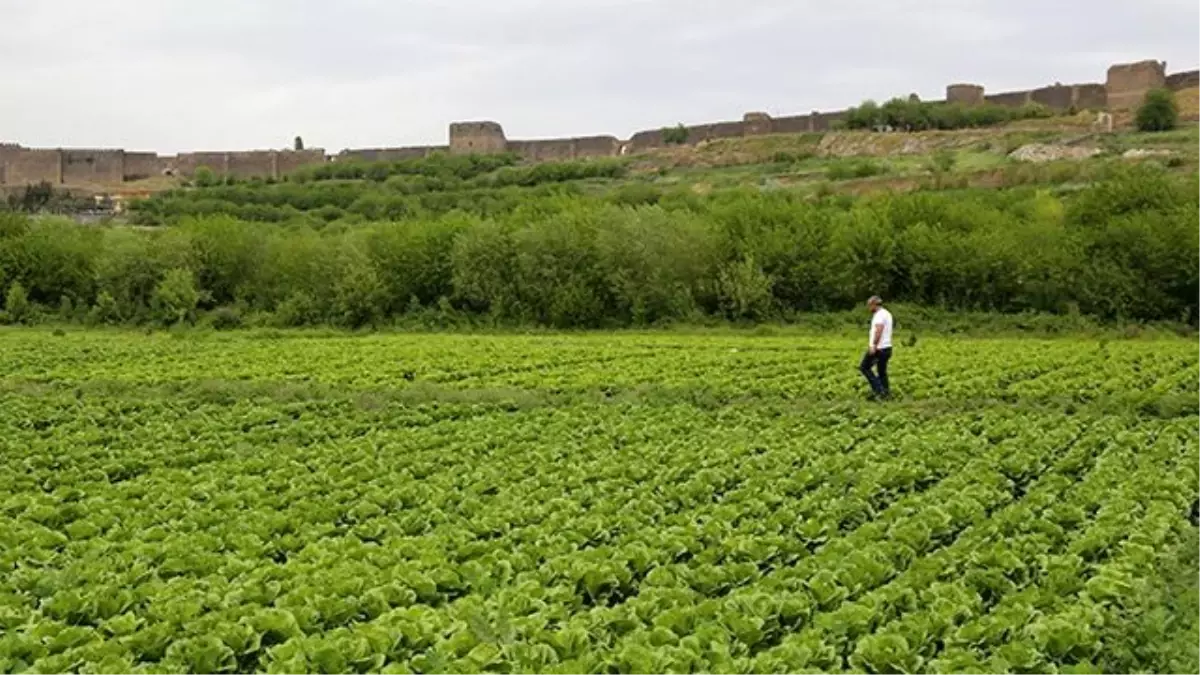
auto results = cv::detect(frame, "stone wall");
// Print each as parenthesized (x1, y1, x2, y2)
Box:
(505, 135, 622, 161)
(1106, 60, 1166, 111)
(226, 151, 276, 179)
(811, 110, 847, 132)
(3, 58, 1197, 189)
(626, 129, 666, 152)
(275, 149, 327, 175)
(1166, 70, 1200, 91)
(1074, 84, 1108, 110)
(61, 149, 124, 185)
(984, 90, 1033, 108)
(771, 114, 814, 134)
(124, 152, 163, 180)
(4, 148, 62, 185)
(946, 84, 985, 105)
(572, 135, 621, 158)
(449, 121, 507, 154)
(0, 144, 18, 184)
(336, 146, 445, 163)
(171, 152, 229, 177)
(743, 112, 772, 136)
(1030, 85, 1074, 110)
(506, 138, 577, 162)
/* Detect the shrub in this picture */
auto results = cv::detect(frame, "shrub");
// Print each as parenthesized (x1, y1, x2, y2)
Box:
(152, 269, 201, 325)
(827, 160, 887, 181)
(88, 292, 121, 325)
(274, 291, 320, 327)
(209, 306, 243, 330)
(193, 167, 219, 188)
(4, 281, 31, 324)
(1135, 88, 1178, 132)
(662, 124, 689, 145)
(717, 256, 774, 320)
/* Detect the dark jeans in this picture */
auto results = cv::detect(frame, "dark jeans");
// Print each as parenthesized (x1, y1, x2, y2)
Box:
(859, 347, 892, 397)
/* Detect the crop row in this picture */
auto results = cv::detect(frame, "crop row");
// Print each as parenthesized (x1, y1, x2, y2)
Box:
(0, 332, 1194, 407)
(2, 384, 1195, 673)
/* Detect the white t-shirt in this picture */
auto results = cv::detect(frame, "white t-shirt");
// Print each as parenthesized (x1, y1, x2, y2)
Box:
(870, 308, 893, 349)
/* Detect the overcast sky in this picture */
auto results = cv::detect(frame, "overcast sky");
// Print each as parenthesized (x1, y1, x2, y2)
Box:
(1, 0, 1196, 153)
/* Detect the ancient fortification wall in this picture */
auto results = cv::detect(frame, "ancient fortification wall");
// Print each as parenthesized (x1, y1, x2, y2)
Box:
(123, 152, 163, 180)
(1, 59, 1195, 189)
(1166, 69, 1200, 91)
(449, 121, 507, 155)
(337, 146, 446, 163)
(1106, 60, 1166, 111)
(61, 149, 124, 185)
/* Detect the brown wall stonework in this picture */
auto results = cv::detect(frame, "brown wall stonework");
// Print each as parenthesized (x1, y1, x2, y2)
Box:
(1030, 85, 1074, 110)
(627, 129, 666, 152)
(62, 149, 124, 185)
(771, 115, 813, 134)
(3, 59, 1197, 188)
(743, 112, 773, 136)
(1106, 60, 1167, 111)
(449, 121, 507, 154)
(984, 90, 1033, 107)
(0, 145, 13, 184)
(336, 146, 444, 163)
(1074, 84, 1108, 110)
(275, 149, 326, 176)
(1166, 70, 1200, 91)
(946, 84, 985, 105)
(506, 139, 576, 162)
(5, 149, 62, 185)
(572, 136, 621, 158)
(124, 152, 163, 180)
(172, 152, 229, 177)
(226, 151, 276, 179)
(810, 110, 848, 132)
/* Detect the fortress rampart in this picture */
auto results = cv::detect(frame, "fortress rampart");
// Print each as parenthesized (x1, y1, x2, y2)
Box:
(1, 60, 1195, 189)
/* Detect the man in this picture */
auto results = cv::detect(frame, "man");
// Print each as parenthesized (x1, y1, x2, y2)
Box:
(859, 295, 893, 400)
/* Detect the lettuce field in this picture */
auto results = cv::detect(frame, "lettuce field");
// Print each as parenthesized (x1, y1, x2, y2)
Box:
(1, 329, 1197, 674)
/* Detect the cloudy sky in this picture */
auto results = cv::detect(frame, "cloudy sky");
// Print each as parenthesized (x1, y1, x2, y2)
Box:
(1, 0, 1196, 153)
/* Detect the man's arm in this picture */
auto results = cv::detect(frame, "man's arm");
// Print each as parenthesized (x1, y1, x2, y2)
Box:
(870, 322, 884, 353)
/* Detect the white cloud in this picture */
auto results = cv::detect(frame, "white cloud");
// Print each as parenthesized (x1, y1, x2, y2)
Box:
(0, 0, 1195, 152)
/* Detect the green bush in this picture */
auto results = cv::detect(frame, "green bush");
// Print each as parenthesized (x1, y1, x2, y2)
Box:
(152, 269, 201, 325)
(0, 167, 1196, 328)
(826, 159, 887, 181)
(1135, 88, 1179, 132)
(193, 167, 219, 188)
(4, 281, 32, 324)
(208, 306, 243, 330)
(844, 98, 1055, 132)
(662, 124, 689, 145)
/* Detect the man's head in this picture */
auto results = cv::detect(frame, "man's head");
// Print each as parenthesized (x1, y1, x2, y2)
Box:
(867, 295, 882, 313)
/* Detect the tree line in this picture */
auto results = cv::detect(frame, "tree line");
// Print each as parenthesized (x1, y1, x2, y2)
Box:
(0, 164, 1195, 329)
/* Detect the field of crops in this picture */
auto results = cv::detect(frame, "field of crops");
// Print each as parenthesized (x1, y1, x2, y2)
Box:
(1, 329, 1197, 674)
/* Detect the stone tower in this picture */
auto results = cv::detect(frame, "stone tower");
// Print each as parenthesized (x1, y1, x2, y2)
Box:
(449, 121, 508, 155)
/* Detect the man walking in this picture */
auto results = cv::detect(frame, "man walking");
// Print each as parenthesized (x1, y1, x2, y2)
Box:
(859, 295, 893, 400)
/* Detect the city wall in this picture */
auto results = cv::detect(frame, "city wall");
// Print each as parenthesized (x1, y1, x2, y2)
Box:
(2, 59, 1196, 188)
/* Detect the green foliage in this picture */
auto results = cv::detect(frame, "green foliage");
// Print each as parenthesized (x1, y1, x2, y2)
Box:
(1, 165, 1197, 328)
(193, 166, 219, 188)
(717, 255, 774, 320)
(88, 291, 120, 325)
(4, 280, 31, 324)
(151, 268, 200, 325)
(207, 306, 243, 330)
(663, 124, 689, 145)
(844, 98, 1054, 131)
(1135, 88, 1179, 132)
(826, 159, 888, 181)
